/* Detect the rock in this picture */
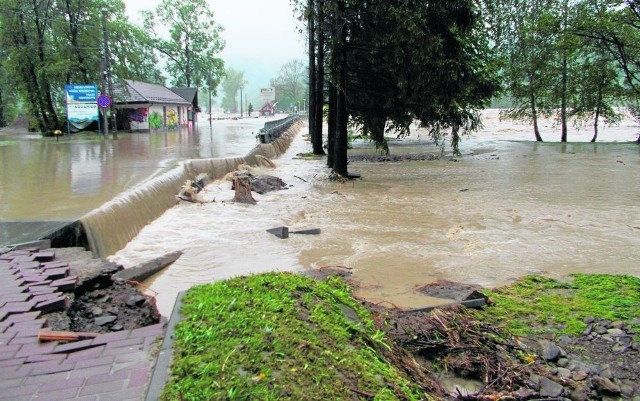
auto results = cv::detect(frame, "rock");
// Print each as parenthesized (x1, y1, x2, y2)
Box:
(556, 367, 572, 379)
(572, 371, 588, 381)
(539, 376, 564, 397)
(126, 295, 147, 307)
(95, 315, 117, 326)
(97, 295, 110, 303)
(611, 320, 625, 329)
(570, 385, 591, 401)
(249, 175, 288, 194)
(558, 335, 572, 345)
(582, 324, 593, 336)
(568, 359, 598, 374)
(194, 173, 209, 189)
(620, 383, 636, 398)
(591, 376, 620, 395)
(538, 339, 562, 361)
(584, 316, 595, 324)
(557, 357, 569, 367)
(612, 343, 629, 353)
(91, 306, 103, 316)
(110, 324, 124, 331)
(595, 325, 608, 335)
(598, 365, 613, 379)
(607, 328, 625, 336)
(515, 388, 536, 399)
(617, 336, 632, 346)
(106, 306, 119, 315)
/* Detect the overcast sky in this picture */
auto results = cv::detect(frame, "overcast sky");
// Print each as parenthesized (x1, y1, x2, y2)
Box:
(124, 0, 307, 101)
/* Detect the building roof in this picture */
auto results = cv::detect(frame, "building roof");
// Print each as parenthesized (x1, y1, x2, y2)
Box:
(113, 79, 191, 105)
(171, 87, 198, 104)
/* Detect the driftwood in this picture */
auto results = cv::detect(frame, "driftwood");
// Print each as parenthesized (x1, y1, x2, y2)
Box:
(233, 176, 256, 204)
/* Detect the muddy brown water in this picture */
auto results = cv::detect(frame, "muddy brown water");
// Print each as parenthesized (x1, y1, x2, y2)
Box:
(0, 117, 271, 246)
(110, 110, 640, 316)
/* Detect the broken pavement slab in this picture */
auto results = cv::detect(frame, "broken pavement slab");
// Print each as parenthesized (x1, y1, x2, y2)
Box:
(267, 226, 321, 239)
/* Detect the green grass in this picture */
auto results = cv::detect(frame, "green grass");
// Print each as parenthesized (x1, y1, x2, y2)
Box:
(478, 274, 640, 338)
(0, 140, 19, 147)
(162, 272, 428, 401)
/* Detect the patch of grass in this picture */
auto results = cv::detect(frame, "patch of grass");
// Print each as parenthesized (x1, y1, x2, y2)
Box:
(162, 272, 427, 401)
(295, 152, 324, 159)
(478, 274, 640, 338)
(0, 140, 19, 147)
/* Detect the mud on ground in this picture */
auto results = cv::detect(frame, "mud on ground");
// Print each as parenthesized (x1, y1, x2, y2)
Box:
(46, 248, 161, 333)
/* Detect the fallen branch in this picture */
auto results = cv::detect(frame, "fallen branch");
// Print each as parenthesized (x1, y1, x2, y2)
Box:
(294, 175, 308, 182)
(348, 387, 375, 399)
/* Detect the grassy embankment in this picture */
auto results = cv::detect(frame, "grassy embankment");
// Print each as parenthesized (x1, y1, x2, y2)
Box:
(162, 273, 640, 400)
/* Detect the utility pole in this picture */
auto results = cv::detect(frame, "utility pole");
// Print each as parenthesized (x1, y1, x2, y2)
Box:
(102, 9, 117, 139)
(100, 58, 108, 139)
(208, 86, 212, 126)
(239, 86, 243, 119)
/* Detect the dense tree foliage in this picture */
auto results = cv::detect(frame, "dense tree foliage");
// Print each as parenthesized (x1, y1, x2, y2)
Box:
(482, 0, 639, 141)
(299, 0, 499, 176)
(220, 68, 245, 113)
(141, 0, 225, 88)
(0, 0, 164, 132)
(270, 59, 307, 112)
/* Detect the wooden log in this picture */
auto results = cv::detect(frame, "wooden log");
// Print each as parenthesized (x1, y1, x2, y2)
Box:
(232, 176, 256, 205)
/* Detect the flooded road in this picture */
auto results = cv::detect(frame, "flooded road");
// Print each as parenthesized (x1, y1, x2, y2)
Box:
(111, 110, 640, 316)
(0, 117, 269, 245)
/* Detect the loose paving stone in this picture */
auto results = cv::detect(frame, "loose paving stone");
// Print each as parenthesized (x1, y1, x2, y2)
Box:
(35, 296, 67, 314)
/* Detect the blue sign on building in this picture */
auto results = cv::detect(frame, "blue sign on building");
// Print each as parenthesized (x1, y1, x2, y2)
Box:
(65, 84, 98, 103)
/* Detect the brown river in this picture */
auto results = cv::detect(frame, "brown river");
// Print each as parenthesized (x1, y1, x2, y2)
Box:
(106, 110, 640, 316)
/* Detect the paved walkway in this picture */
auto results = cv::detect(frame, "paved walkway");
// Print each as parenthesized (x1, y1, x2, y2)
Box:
(0, 247, 165, 401)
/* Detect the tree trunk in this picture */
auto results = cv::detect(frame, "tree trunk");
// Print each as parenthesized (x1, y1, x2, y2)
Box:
(327, 81, 336, 168)
(529, 89, 543, 142)
(33, 2, 59, 132)
(591, 90, 602, 143)
(452, 125, 461, 156)
(0, 86, 5, 127)
(308, 0, 317, 142)
(312, 0, 326, 155)
(64, 0, 90, 82)
(560, 51, 568, 142)
(333, 0, 348, 178)
(591, 106, 600, 143)
(232, 176, 256, 205)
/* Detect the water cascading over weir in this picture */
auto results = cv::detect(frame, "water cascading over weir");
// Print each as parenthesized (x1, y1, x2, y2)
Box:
(77, 116, 303, 258)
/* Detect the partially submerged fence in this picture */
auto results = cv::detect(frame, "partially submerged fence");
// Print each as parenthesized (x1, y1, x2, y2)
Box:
(258, 115, 302, 144)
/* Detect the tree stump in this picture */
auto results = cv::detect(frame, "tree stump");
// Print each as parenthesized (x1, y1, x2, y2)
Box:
(233, 176, 256, 204)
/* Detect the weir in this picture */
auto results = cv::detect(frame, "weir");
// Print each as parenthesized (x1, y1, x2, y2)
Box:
(76, 117, 303, 258)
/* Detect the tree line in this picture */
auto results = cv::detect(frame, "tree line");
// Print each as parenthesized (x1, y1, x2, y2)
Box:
(0, 0, 224, 133)
(301, 0, 639, 177)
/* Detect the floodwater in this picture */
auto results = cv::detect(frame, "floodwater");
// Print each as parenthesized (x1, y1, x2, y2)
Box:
(110, 109, 640, 316)
(0, 117, 269, 245)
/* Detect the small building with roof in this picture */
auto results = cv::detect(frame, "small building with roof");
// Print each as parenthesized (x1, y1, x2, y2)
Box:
(113, 79, 193, 132)
(170, 87, 200, 125)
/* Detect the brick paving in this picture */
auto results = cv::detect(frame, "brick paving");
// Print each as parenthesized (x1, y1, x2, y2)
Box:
(0, 247, 166, 401)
